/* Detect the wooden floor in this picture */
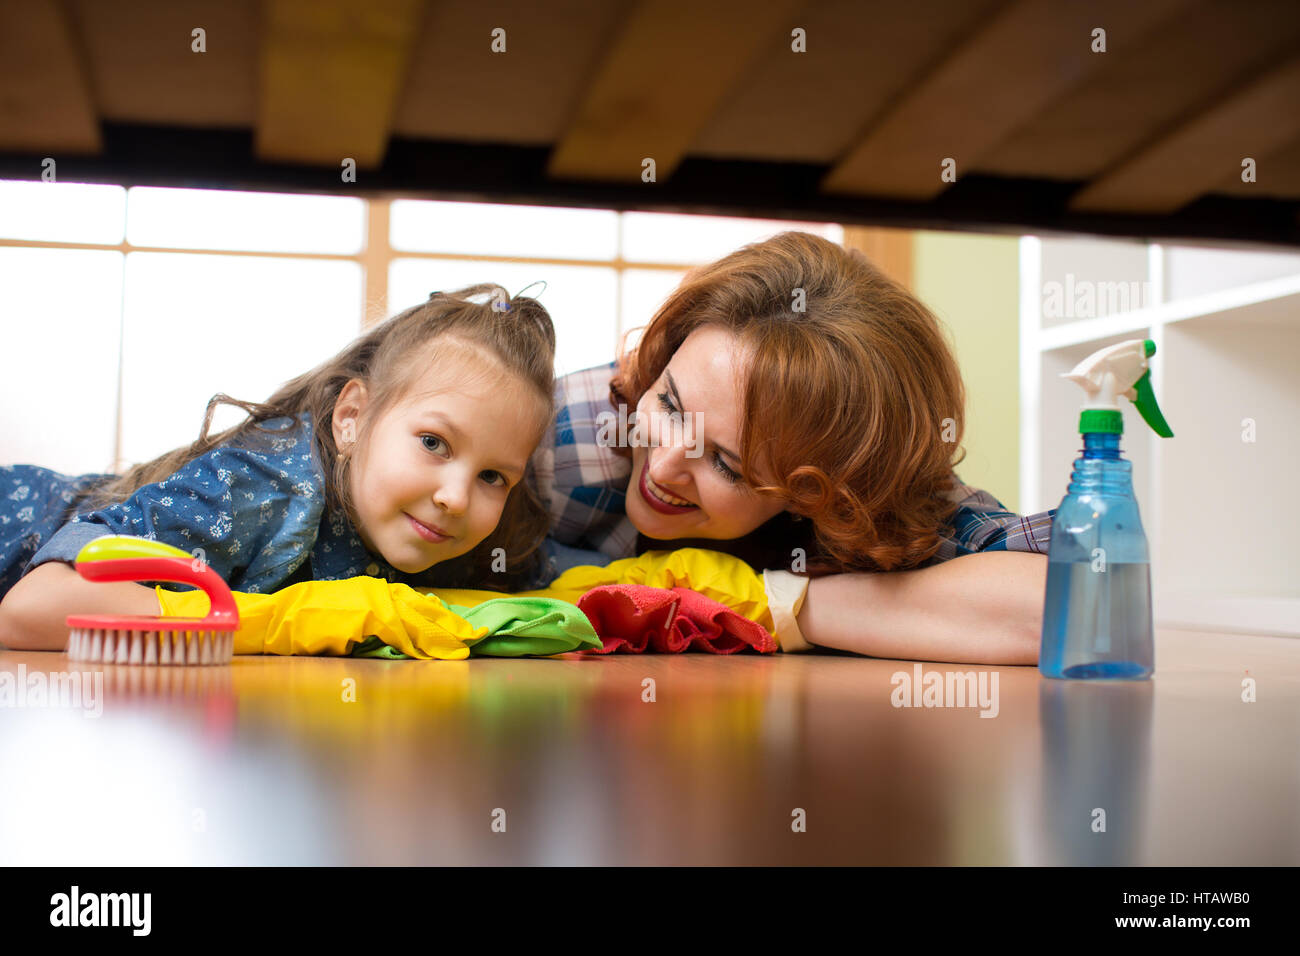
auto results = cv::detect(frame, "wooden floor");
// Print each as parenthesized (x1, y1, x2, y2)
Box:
(0, 627, 1295, 865)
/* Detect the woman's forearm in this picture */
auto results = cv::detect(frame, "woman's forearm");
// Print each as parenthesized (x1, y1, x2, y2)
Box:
(796, 551, 1048, 665)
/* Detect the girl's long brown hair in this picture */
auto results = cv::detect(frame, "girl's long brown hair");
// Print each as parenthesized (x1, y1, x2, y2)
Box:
(79, 284, 557, 583)
(612, 231, 968, 574)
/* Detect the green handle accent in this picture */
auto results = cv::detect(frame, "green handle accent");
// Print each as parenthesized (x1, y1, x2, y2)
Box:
(75, 534, 194, 563)
(1132, 369, 1174, 438)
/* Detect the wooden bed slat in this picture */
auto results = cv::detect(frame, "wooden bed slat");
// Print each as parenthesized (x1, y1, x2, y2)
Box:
(0, 0, 101, 154)
(1069, 54, 1300, 214)
(547, 0, 804, 183)
(821, 0, 1193, 200)
(257, 0, 425, 168)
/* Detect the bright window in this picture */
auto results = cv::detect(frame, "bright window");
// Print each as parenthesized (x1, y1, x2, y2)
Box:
(622, 212, 843, 264)
(0, 247, 122, 473)
(391, 200, 618, 261)
(0, 180, 125, 245)
(127, 187, 365, 255)
(0, 181, 842, 475)
(388, 258, 617, 376)
(119, 253, 363, 464)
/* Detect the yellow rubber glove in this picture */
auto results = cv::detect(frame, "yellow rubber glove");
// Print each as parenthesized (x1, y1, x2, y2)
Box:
(430, 548, 775, 635)
(155, 576, 488, 660)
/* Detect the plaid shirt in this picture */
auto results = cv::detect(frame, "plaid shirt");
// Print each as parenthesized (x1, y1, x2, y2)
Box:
(532, 362, 639, 560)
(532, 361, 1055, 568)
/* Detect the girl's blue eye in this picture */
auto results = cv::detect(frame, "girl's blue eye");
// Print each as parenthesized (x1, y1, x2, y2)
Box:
(423, 434, 507, 487)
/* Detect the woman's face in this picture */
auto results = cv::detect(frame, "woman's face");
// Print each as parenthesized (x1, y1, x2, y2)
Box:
(624, 325, 789, 540)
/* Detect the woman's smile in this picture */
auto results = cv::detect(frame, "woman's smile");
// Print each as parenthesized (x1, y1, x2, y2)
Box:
(639, 459, 699, 513)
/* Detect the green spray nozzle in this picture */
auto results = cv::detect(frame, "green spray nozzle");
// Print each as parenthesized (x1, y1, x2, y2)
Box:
(1061, 338, 1173, 437)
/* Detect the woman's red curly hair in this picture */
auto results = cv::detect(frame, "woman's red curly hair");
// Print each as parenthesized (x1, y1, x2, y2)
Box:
(611, 231, 969, 573)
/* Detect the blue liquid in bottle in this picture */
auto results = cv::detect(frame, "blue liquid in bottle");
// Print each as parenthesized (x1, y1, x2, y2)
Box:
(1040, 432, 1154, 680)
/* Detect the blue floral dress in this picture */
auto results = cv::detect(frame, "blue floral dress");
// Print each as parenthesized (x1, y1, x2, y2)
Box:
(0, 411, 417, 603)
(0, 465, 116, 600)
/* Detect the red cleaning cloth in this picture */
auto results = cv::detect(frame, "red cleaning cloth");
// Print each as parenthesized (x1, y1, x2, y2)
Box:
(577, 584, 777, 654)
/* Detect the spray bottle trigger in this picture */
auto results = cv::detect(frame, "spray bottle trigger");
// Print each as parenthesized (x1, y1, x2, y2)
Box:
(1131, 369, 1174, 438)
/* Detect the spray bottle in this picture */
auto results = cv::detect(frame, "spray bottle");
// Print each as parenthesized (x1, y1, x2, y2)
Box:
(1040, 338, 1174, 679)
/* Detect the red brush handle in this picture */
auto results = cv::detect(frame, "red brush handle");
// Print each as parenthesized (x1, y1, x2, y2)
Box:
(66, 556, 240, 631)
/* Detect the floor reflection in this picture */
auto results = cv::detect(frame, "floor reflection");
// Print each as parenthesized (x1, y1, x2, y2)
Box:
(1, 632, 1296, 865)
(1035, 680, 1155, 865)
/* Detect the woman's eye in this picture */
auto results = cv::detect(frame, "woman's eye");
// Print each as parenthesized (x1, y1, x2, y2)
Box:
(480, 471, 506, 487)
(421, 435, 448, 455)
(712, 452, 742, 485)
(660, 389, 739, 484)
(656, 391, 683, 424)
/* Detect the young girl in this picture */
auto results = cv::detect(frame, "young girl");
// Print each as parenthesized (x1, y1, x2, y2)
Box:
(0, 284, 557, 652)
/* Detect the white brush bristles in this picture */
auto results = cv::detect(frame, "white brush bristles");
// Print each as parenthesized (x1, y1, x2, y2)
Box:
(65, 627, 234, 666)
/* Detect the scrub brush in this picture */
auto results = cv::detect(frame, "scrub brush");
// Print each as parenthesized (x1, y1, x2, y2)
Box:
(65, 535, 239, 666)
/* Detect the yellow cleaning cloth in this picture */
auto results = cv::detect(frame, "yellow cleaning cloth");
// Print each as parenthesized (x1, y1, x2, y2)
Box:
(156, 576, 487, 660)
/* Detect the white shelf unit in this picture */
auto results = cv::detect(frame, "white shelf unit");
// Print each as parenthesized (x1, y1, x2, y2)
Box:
(1020, 236, 1300, 638)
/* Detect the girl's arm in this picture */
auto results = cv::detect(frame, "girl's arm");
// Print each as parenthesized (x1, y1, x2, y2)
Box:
(0, 562, 160, 652)
(2, 416, 325, 654)
(796, 551, 1048, 665)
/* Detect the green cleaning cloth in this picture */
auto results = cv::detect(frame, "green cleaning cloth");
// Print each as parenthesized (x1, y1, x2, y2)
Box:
(351, 597, 601, 659)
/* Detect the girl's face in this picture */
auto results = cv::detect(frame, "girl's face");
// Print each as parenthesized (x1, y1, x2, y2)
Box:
(625, 325, 789, 541)
(334, 347, 545, 574)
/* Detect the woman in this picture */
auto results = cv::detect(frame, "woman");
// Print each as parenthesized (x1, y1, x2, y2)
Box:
(530, 231, 1054, 665)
